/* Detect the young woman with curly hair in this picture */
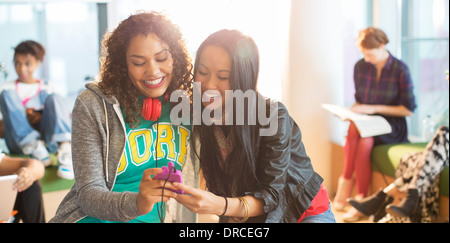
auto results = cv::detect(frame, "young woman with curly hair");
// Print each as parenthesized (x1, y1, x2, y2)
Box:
(50, 11, 196, 223)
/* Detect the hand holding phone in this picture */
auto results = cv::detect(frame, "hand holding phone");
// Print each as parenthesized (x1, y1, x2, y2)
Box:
(155, 161, 183, 194)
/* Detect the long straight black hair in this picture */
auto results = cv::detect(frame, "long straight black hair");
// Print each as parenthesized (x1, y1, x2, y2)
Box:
(192, 29, 261, 197)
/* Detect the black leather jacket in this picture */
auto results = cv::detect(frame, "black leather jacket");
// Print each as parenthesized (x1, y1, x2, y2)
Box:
(247, 100, 323, 223)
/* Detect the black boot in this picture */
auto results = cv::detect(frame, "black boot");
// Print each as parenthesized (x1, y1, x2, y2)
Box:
(371, 196, 394, 222)
(347, 189, 392, 217)
(386, 188, 420, 219)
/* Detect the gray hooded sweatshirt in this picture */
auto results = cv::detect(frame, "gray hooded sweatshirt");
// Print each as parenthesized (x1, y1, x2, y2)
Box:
(49, 82, 199, 223)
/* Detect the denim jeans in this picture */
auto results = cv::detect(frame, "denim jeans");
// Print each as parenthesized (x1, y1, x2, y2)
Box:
(0, 89, 71, 154)
(300, 203, 336, 223)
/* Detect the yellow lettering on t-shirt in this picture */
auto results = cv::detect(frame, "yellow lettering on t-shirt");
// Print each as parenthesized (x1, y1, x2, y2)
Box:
(154, 123, 176, 161)
(117, 151, 127, 175)
(129, 129, 152, 165)
(177, 126, 190, 165)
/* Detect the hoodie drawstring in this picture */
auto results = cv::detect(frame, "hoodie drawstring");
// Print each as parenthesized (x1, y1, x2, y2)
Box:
(102, 98, 110, 183)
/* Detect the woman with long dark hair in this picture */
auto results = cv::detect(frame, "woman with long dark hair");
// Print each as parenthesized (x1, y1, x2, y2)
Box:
(173, 29, 335, 223)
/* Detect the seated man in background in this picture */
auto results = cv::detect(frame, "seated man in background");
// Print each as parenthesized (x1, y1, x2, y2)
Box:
(0, 40, 73, 179)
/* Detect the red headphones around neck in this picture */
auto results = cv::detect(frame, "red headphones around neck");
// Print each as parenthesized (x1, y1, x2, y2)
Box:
(141, 93, 169, 121)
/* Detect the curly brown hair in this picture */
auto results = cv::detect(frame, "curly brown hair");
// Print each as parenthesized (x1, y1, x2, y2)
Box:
(98, 11, 192, 127)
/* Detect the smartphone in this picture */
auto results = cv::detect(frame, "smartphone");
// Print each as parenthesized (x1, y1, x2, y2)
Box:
(155, 161, 183, 194)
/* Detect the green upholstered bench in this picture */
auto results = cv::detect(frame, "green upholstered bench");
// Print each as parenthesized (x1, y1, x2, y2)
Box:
(371, 142, 449, 197)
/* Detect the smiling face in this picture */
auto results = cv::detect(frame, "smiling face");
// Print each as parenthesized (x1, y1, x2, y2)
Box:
(195, 45, 232, 110)
(126, 33, 173, 98)
(14, 53, 40, 84)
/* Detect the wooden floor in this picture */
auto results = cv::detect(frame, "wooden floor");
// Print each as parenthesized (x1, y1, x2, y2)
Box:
(43, 189, 69, 222)
(331, 204, 372, 223)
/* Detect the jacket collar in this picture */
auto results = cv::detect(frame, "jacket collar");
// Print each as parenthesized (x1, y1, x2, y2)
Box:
(383, 51, 394, 71)
(85, 81, 119, 105)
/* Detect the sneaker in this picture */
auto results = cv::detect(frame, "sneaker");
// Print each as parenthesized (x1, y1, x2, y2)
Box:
(342, 207, 364, 222)
(22, 140, 52, 167)
(57, 142, 74, 180)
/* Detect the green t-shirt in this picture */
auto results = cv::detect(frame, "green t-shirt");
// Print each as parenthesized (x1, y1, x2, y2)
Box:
(78, 98, 191, 223)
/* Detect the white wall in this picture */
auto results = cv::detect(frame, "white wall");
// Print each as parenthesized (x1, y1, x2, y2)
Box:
(284, 0, 368, 189)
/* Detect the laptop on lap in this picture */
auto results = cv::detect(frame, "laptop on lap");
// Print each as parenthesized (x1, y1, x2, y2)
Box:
(0, 175, 18, 222)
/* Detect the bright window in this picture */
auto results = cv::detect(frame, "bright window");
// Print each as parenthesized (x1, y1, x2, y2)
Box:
(110, 0, 291, 101)
(0, 1, 100, 106)
(401, 0, 449, 139)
